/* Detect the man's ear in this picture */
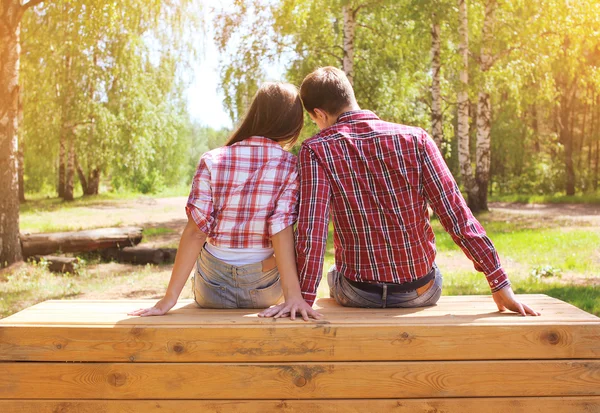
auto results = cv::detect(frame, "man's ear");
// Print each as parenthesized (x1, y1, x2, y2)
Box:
(312, 108, 329, 123)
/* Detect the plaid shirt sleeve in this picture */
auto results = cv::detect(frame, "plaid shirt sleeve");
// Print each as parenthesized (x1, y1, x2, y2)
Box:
(268, 164, 299, 236)
(296, 145, 331, 306)
(419, 130, 510, 293)
(185, 153, 214, 234)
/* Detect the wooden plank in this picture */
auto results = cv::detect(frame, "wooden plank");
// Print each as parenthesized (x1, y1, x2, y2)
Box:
(1, 397, 599, 413)
(2, 296, 598, 327)
(1, 323, 599, 362)
(1, 361, 599, 399)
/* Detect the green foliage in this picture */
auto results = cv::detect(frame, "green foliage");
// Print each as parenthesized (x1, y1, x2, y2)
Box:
(20, 0, 204, 195)
(213, 0, 600, 196)
(530, 265, 562, 279)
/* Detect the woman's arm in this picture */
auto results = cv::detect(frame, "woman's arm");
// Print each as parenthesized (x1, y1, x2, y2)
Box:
(128, 217, 207, 317)
(259, 225, 322, 321)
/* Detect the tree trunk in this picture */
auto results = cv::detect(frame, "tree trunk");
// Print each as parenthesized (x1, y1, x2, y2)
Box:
(457, 0, 477, 206)
(588, 92, 595, 188)
(0, 1, 24, 266)
(578, 89, 588, 172)
(532, 103, 540, 152)
(64, 131, 75, 201)
(473, 0, 496, 212)
(342, 5, 356, 86)
(100, 247, 177, 265)
(559, 94, 576, 196)
(58, 130, 66, 198)
(87, 168, 100, 195)
(593, 95, 600, 191)
(20, 227, 144, 257)
(31, 255, 80, 274)
(17, 73, 25, 204)
(431, 13, 443, 150)
(75, 153, 88, 194)
(18, 145, 25, 203)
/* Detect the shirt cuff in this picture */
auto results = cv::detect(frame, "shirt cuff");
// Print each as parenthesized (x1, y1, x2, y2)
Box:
(185, 205, 211, 234)
(301, 291, 316, 307)
(269, 214, 298, 237)
(485, 267, 511, 293)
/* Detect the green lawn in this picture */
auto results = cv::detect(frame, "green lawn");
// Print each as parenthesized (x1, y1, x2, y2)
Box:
(2, 199, 599, 319)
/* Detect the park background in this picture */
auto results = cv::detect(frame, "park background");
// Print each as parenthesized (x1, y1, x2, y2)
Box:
(1, 0, 599, 318)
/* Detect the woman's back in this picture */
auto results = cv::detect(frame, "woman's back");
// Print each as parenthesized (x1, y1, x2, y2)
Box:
(187, 136, 298, 250)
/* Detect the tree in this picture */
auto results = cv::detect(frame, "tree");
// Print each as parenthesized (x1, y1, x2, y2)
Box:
(21, 0, 202, 197)
(457, 0, 478, 207)
(0, 0, 44, 266)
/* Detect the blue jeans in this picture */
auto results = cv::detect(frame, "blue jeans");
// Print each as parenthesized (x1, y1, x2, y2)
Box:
(192, 247, 283, 309)
(327, 264, 443, 308)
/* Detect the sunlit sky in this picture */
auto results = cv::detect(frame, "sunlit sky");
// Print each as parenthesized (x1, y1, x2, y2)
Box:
(185, 1, 232, 130)
(186, 0, 288, 130)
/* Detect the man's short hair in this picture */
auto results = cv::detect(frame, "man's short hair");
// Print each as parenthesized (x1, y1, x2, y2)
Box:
(300, 66, 356, 116)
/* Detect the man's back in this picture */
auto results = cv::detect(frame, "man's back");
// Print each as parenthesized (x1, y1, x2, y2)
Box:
(296, 110, 508, 305)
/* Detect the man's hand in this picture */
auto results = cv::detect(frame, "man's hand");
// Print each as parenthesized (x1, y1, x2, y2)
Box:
(128, 296, 177, 317)
(258, 297, 323, 321)
(492, 285, 541, 316)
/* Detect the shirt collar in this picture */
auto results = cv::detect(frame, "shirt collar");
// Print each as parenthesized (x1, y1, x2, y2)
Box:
(232, 136, 281, 148)
(336, 110, 380, 124)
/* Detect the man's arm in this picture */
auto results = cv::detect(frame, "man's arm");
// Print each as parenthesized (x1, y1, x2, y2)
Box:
(295, 145, 331, 306)
(419, 130, 539, 316)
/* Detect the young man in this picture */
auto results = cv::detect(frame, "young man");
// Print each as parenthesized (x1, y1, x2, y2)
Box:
(260, 66, 539, 318)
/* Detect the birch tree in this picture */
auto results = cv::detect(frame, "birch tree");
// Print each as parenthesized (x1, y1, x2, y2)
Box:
(0, 0, 44, 266)
(457, 0, 478, 207)
(431, 10, 443, 149)
(472, 0, 496, 211)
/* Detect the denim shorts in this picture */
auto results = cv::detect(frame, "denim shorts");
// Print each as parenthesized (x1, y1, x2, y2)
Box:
(192, 247, 283, 309)
(327, 264, 443, 308)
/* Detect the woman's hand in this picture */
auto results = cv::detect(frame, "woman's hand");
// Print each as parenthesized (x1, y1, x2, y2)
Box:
(259, 297, 323, 321)
(128, 296, 177, 317)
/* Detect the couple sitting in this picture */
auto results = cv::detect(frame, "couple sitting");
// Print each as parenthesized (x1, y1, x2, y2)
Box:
(129, 67, 540, 320)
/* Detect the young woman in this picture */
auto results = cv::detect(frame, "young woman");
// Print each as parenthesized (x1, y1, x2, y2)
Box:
(128, 82, 321, 321)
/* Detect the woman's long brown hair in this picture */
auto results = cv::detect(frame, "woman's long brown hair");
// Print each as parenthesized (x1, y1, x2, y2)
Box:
(225, 82, 303, 149)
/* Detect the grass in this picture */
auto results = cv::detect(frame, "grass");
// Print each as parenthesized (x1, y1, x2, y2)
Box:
(144, 227, 177, 238)
(2, 195, 599, 319)
(442, 271, 600, 317)
(432, 219, 600, 274)
(0, 261, 180, 319)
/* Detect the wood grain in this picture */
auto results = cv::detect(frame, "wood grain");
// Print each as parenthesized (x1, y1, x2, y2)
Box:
(1, 323, 598, 362)
(1, 296, 597, 327)
(1, 361, 599, 399)
(1, 397, 599, 413)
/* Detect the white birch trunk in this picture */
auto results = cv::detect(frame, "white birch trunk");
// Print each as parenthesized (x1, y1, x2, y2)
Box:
(457, 0, 477, 204)
(474, 0, 496, 211)
(0, 1, 24, 265)
(431, 13, 443, 150)
(342, 4, 356, 86)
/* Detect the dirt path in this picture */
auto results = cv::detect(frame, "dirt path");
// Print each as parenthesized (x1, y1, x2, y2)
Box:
(488, 202, 600, 227)
(22, 198, 600, 302)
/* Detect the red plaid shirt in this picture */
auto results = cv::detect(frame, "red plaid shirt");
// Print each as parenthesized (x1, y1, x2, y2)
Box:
(186, 136, 299, 248)
(296, 110, 510, 305)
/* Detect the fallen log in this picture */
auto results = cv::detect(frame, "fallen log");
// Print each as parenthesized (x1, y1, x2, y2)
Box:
(100, 247, 177, 265)
(31, 256, 79, 274)
(20, 227, 143, 258)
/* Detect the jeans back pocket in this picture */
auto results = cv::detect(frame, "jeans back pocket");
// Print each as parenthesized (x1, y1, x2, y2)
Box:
(249, 270, 283, 308)
(194, 270, 227, 309)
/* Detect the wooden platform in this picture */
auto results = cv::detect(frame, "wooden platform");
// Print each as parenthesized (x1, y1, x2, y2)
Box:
(1, 294, 599, 412)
